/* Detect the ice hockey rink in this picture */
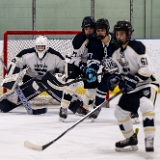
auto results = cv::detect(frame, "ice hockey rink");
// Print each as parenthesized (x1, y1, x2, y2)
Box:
(0, 94, 160, 160)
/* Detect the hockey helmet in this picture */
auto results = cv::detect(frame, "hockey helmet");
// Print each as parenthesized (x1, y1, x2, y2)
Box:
(81, 16, 95, 28)
(95, 18, 110, 33)
(114, 20, 134, 36)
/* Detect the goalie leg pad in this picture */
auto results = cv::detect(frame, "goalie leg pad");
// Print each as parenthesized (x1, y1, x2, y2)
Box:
(0, 78, 44, 112)
(82, 89, 96, 109)
(0, 98, 18, 112)
(19, 78, 44, 103)
(41, 72, 63, 103)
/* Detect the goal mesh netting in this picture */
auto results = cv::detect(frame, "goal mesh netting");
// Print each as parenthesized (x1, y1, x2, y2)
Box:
(1, 30, 87, 105)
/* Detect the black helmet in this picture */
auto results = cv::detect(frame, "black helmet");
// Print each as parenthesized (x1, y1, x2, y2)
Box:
(113, 20, 134, 46)
(96, 18, 110, 33)
(114, 20, 134, 36)
(81, 16, 95, 28)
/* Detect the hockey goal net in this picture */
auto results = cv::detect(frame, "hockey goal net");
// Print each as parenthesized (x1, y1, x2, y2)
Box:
(1, 30, 87, 105)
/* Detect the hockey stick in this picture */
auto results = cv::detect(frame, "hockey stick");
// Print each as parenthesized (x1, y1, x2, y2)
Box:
(47, 67, 118, 90)
(0, 57, 47, 115)
(24, 90, 121, 151)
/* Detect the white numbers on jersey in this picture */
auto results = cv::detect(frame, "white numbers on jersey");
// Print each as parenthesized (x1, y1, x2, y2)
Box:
(88, 53, 93, 59)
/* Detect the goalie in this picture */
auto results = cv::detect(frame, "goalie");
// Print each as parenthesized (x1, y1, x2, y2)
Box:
(0, 35, 87, 115)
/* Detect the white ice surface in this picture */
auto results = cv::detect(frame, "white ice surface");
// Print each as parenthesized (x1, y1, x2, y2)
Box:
(0, 95, 160, 160)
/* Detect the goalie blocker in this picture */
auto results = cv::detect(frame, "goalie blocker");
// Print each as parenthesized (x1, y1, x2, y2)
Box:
(0, 72, 89, 116)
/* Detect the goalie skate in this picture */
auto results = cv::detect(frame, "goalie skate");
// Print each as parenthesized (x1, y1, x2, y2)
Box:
(115, 128, 139, 152)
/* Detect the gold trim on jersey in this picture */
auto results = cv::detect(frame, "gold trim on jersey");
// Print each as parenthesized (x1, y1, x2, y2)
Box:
(138, 70, 151, 77)
(118, 116, 130, 123)
(61, 99, 70, 105)
(64, 88, 75, 94)
(144, 128, 155, 132)
(142, 112, 155, 117)
(122, 128, 134, 135)
(150, 88, 156, 102)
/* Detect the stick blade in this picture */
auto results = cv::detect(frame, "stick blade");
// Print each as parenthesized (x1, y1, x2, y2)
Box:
(32, 108, 47, 115)
(24, 140, 43, 151)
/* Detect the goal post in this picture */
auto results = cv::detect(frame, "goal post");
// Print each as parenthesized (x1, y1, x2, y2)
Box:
(3, 30, 80, 80)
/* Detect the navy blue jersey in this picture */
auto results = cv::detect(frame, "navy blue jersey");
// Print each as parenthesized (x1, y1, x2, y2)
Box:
(87, 33, 118, 71)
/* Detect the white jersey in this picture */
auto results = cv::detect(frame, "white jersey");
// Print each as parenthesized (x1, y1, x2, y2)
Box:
(8, 47, 65, 80)
(112, 40, 159, 93)
(65, 32, 89, 67)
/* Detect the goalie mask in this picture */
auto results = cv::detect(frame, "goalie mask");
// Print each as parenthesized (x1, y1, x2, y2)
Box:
(95, 18, 110, 40)
(35, 36, 49, 59)
(113, 20, 134, 46)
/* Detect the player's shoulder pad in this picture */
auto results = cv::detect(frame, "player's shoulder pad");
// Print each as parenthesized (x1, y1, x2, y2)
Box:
(47, 47, 65, 60)
(72, 32, 87, 49)
(16, 48, 36, 57)
(128, 40, 146, 55)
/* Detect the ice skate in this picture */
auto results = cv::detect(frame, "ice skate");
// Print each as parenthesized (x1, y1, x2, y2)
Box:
(115, 128, 139, 152)
(145, 137, 154, 152)
(75, 102, 90, 117)
(59, 107, 68, 122)
(89, 107, 101, 122)
(130, 112, 140, 124)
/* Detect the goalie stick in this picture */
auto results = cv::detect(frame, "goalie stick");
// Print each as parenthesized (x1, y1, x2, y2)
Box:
(47, 67, 118, 90)
(24, 90, 121, 151)
(0, 57, 47, 115)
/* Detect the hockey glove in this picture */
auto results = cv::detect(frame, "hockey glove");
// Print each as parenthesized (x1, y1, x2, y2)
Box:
(85, 67, 97, 83)
(107, 73, 121, 91)
(79, 62, 87, 74)
(119, 73, 138, 94)
(102, 57, 118, 73)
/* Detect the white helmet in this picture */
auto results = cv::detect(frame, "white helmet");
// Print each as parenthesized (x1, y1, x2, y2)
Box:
(35, 35, 49, 58)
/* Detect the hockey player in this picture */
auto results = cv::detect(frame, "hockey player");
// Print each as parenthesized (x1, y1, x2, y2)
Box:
(85, 18, 118, 120)
(59, 16, 96, 121)
(107, 20, 159, 152)
(0, 35, 86, 115)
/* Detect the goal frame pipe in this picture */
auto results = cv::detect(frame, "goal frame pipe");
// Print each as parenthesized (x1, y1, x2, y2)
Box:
(3, 30, 81, 93)
(3, 30, 109, 100)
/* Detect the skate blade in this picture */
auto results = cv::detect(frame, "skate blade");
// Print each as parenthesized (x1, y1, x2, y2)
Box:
(90, 118, 96, 122)
(59, 117, 66, 122)
(75, 113, 84, 117)
(145, 152, 154, 159)
(115, 145, 138, 152)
